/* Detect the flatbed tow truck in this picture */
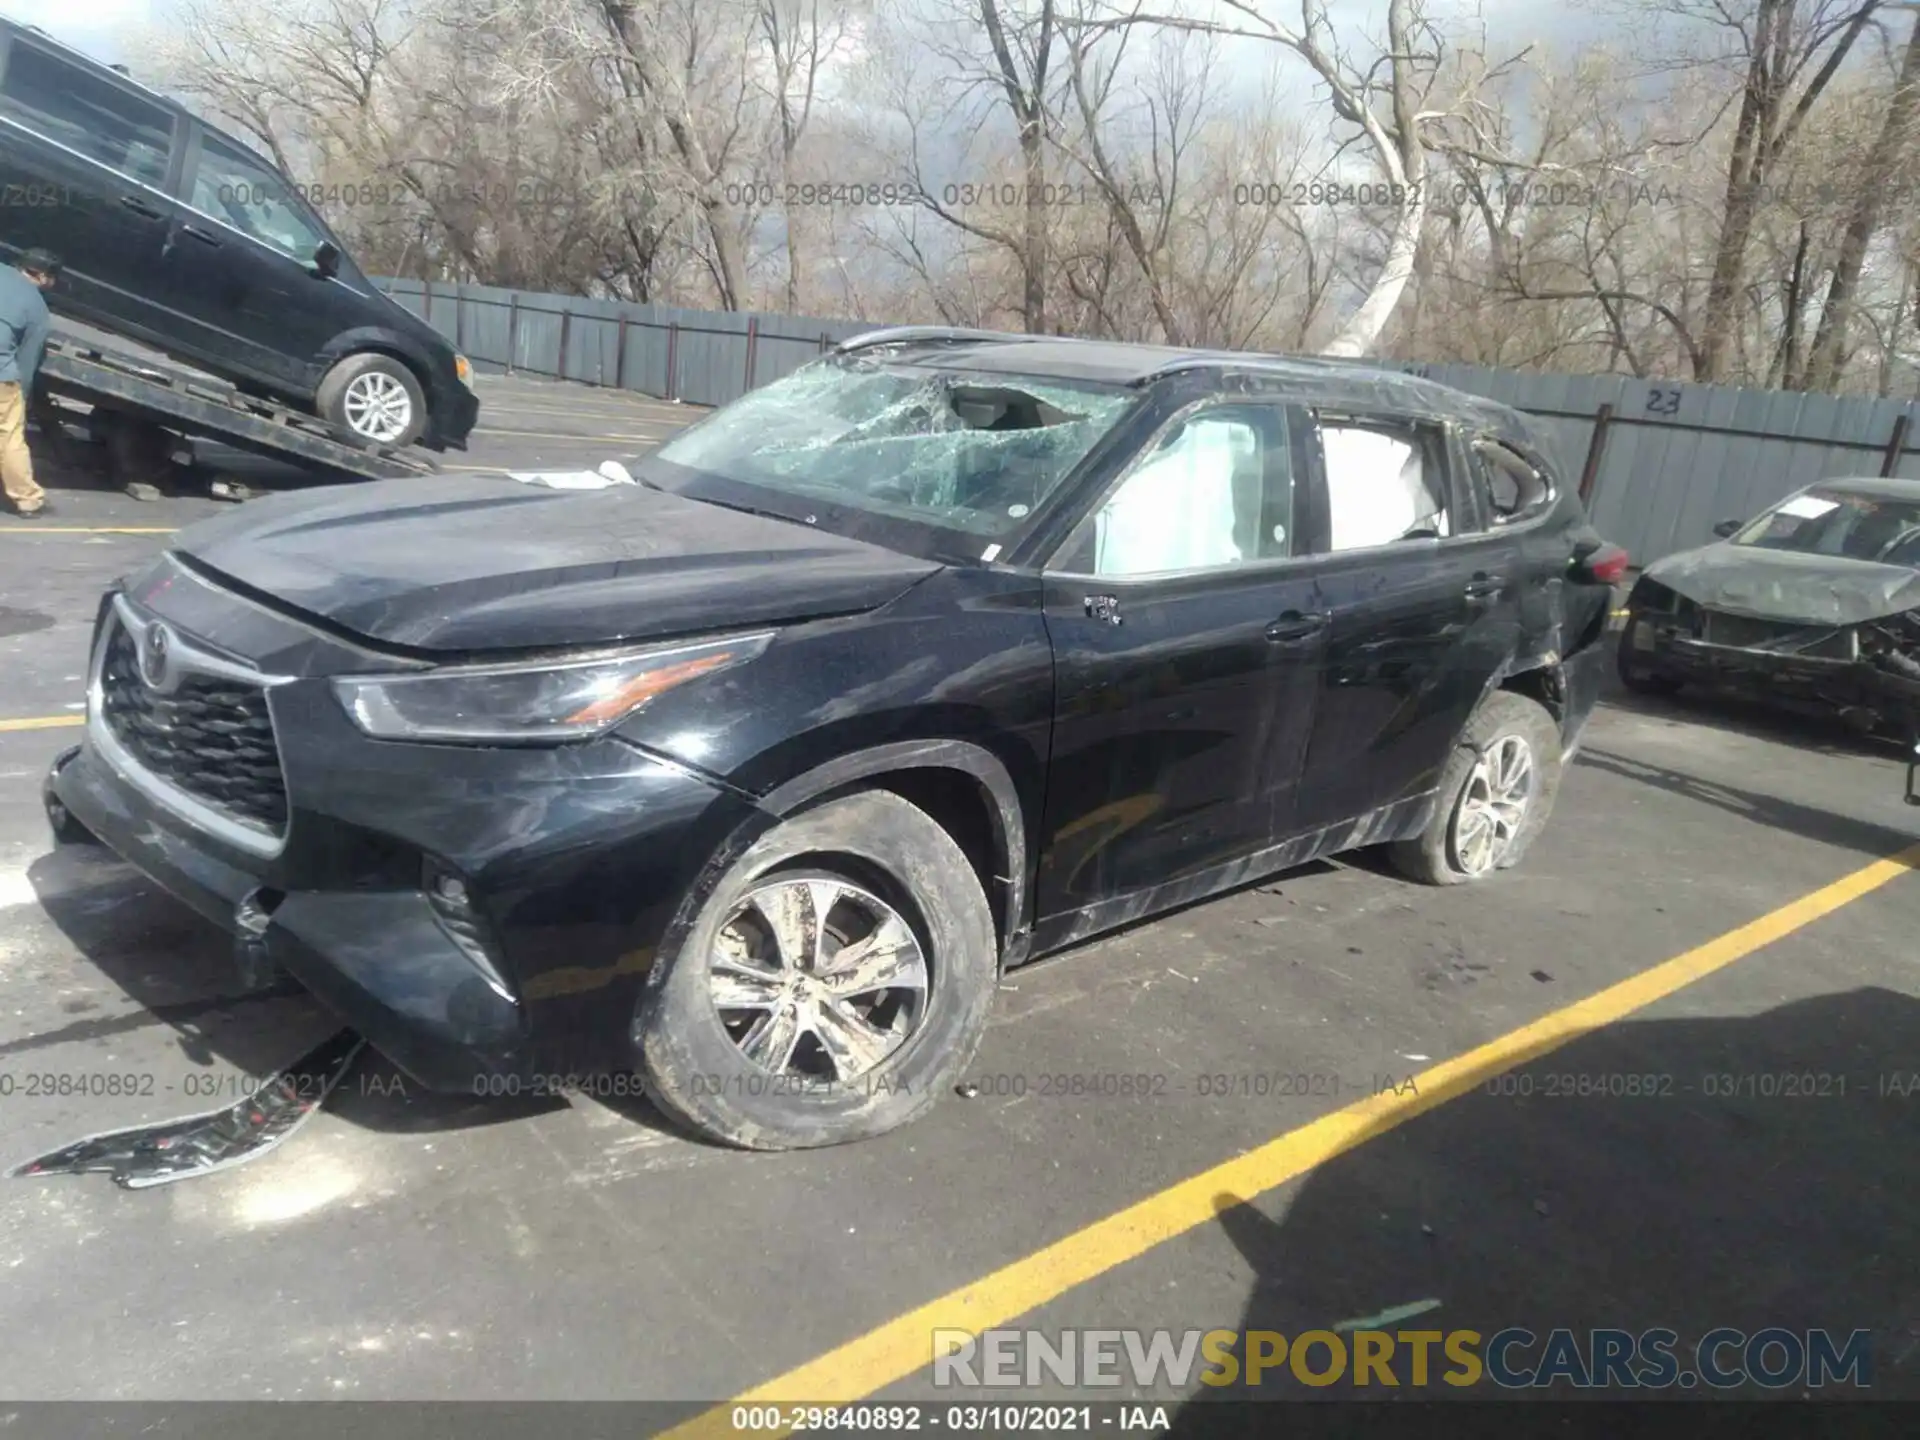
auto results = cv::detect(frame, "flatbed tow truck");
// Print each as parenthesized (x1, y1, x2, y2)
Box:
(35, 323, 441, 490)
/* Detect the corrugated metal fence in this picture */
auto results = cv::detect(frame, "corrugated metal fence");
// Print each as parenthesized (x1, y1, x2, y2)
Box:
(377, 277, 1920, 566)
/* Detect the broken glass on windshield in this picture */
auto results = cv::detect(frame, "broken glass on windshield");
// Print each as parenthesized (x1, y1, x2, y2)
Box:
(651, 360, 1136, 538)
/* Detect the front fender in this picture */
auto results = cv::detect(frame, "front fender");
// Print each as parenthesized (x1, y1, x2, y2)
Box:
(316, 326, 440, 379)
(759, 738, 1030, 964)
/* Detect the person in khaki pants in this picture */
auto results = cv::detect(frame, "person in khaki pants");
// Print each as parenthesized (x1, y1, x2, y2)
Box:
(0, 248, 61, 519)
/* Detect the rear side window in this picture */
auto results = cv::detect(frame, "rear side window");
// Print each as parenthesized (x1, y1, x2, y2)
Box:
(1471, 438, 1556, 525)
(0, 43, 173, 186)
(1317, 418, 1451, 551)
(187, 133, 330, 262)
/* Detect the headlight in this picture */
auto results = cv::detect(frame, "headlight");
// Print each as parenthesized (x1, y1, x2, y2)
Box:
(454, 354, 474, 388)
(332, 632, 773, 744)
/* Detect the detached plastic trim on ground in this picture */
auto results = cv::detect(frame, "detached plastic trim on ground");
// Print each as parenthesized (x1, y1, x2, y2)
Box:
(8, 1029, 365, 1189)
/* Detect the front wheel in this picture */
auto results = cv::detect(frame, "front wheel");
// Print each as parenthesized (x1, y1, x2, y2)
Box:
(317, 353, 428, 448)
(1388, 690, 1564, 886)
(636, 790, 998, 1150)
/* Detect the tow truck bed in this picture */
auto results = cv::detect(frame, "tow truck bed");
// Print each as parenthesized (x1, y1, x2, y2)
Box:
(39, 328, 439, 484)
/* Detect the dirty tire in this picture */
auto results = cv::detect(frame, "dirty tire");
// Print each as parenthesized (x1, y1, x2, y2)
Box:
(1615, 618, 1683, 695)
(1388, 689, 1563, 887)
(637, 790, 997, 1151)
(316, 352, 427, 448)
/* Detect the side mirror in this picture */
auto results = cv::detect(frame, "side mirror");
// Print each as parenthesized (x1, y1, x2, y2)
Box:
(1711, 517, 1743, 539)
(310, 242, 342, 280)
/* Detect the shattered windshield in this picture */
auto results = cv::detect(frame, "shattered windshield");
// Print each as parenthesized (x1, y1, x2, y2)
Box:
(1734, 488, 1920, 567)
(646, 358, 1136, 548)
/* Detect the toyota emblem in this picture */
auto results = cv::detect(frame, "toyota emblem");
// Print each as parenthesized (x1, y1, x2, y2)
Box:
(140, 623, 173, 690)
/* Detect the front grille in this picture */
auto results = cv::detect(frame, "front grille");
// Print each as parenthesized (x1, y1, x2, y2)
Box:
(99, 618, 289, 835)
(1702, 611, 1852, 658)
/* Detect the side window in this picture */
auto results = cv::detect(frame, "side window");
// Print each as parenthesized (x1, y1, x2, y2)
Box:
(0, 43, 173, 186)
(1471, 438, 1556, 525)
(1318, 419, 1451, 552)
(188, 134, 330, 262)
(1067, 406, 1294, 578)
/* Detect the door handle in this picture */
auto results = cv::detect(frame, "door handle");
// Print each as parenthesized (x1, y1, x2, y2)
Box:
(1082, 594, 1123, 626)
(179, 224, 223, 247)
(1265, 610, 1329, 643)
(1463, 572, 1507, 602)
(120, 195, 165, 221)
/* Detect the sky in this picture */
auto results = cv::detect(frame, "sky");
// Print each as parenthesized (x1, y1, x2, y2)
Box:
(0, 0, 1634, 74)
(0, 0, 153, 64)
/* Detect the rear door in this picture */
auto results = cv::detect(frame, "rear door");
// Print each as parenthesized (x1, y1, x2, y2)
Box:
(1292, 409, 1521, 830)
(0, 34, 180, 334)
(1036, 400, 1327, 918)
(152, 125, 349, 392)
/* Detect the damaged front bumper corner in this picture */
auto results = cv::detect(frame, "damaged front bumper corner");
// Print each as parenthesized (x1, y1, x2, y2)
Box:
(1625, 607, 1920, 730)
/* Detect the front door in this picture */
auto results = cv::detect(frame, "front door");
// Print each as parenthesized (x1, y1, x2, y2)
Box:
(1036, 401, 1327, 920)
(154, 126, 346, 391)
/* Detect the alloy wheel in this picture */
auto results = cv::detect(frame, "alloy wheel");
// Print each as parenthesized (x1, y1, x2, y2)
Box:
(342, 371, 414, 443)
(1449, 733, 1535, 877)
(709, 876, 929, 1081)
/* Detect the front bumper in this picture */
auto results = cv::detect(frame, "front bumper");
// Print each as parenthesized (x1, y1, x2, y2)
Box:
(52, 570, 759, 1091)
(427, 375, 480, 451)
(1623, 612, 1920, 721)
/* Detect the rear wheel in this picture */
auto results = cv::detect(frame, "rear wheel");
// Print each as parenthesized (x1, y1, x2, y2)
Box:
(1388, 690, 1563, 886)
(317, 353, 427, 448)
(637, 790, 997, 1150)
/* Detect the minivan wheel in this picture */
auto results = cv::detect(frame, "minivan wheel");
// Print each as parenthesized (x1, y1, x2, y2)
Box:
(1388, 689, 1563, 886)
(317, 353, 427, 448)
(637, 790, 998, 1150)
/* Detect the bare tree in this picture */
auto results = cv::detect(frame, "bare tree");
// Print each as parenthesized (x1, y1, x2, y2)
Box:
(1802, 12, 1920, 389)
(1073, 1, 1538, 357)
(754, 0, 857, 311)
(1635, 0, 1886, 379)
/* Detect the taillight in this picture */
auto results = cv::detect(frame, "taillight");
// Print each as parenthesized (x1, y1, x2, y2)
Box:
(1573, 543, 1630, 585)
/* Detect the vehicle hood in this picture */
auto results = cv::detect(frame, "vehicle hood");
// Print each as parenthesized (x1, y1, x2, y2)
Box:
(169, 475, 942, 652)
(1643, 543, 1920, 627)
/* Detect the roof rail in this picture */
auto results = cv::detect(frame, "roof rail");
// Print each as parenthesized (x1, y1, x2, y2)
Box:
(834, 326, 1028, 355)
(7, 19, 169, 100)
(1132, 351, 1423, 387)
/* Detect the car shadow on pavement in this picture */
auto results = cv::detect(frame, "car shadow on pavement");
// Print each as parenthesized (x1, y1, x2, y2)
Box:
(1166, 987, 1920, 1425)
(15, 848, 323, 1084)
(20, 848, 686, 1141)
(1573, 749, 1920, 861)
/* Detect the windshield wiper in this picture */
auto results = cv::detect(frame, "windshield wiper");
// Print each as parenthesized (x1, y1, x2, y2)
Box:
(683, 493, 817, 528)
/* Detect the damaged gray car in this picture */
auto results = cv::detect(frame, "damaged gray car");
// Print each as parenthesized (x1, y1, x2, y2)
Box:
(1617, 476, 1920, 734)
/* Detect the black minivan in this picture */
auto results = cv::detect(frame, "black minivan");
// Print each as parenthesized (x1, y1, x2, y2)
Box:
(0, 20, 477, 451)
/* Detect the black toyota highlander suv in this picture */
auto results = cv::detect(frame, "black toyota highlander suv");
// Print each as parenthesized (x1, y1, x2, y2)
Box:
(46, 328, 1626, 1150)
(0, 18, 478, 450)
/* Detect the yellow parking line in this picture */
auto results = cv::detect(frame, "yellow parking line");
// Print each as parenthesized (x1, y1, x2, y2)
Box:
(660, 842, 1920, 1437)
(0, 715, 84, 732)
(0, 526, 177, 534)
